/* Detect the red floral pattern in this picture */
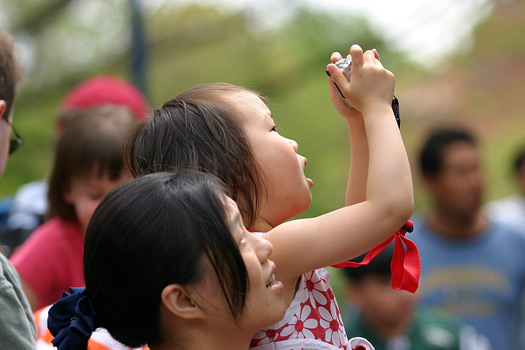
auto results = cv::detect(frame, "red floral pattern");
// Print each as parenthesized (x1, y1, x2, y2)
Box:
(250, 268, 349, 349)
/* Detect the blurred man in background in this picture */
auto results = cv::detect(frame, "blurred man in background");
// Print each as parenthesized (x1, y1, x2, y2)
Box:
(411, 127, 525, 350)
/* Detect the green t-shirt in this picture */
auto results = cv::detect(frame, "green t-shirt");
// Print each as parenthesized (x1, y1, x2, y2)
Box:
(0, 253, 37, 349)
(345, 307, 491, 350)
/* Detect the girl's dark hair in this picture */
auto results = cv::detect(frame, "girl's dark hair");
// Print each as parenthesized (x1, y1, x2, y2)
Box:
(83, 171, 249, 348)
(47, 106, 135, 220)
(418, 127, 477, 176)
(127, 83, 264, 228)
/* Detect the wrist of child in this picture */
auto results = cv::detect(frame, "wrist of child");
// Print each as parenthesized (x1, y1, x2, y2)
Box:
(359, 103, 394, 122)
(362, 105, 397, 126)
(344, 112, 365, 124)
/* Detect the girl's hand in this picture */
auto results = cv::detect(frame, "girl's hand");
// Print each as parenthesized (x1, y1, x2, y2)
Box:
(328, 52, 363, 121)
(327, 45, 395, 115)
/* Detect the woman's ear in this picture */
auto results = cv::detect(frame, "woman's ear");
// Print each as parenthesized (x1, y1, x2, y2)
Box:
(161, 284, 204, 320)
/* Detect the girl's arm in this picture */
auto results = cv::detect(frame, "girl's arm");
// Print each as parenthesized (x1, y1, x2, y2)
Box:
(328, 51, 369, 206)
(265, 45, 414, 284)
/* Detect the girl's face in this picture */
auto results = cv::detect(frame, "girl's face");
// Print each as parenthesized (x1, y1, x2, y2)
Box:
(233, 92, 314, 229)
(64, 167, 132, 234)
(195, 197, 286, 332)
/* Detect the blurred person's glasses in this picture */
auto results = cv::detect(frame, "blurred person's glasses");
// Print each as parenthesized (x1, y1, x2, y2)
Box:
(2, 115, 23, 155)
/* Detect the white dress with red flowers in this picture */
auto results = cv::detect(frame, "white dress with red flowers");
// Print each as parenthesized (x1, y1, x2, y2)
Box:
(249, 268, 374, 350)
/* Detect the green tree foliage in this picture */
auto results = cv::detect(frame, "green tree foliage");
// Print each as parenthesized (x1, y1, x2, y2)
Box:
(1, 1, 405, 223)
(6, 0, 523, 220)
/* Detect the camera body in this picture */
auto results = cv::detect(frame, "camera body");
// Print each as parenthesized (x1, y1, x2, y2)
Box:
(334, 56, 352, 80)
(325, 56, 401, 128)
(325, 57, 353, 107)
(333, 57, 352, 80)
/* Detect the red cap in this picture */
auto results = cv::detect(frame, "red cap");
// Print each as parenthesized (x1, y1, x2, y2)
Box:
(60, 75, 149, 122)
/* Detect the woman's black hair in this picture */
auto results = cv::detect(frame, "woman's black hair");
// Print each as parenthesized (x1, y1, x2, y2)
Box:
(83, 171, 249, 348)
(127, 83, 264, 228)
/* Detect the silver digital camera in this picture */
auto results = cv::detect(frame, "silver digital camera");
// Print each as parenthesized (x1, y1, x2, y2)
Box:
(325, 56, 400, 128)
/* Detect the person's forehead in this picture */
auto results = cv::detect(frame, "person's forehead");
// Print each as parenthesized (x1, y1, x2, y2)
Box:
(71, 165, 122, 184)
(224, 195, 236, 210)
(70, 174, 110, 188)
(234, 92, 273, 122)
(222, 196, 243, 236)
(222, 194, 237, 214)
(442, 142, 479, 163)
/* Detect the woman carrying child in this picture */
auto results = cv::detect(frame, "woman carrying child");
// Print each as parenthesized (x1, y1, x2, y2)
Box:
(127, 45, 414, 349)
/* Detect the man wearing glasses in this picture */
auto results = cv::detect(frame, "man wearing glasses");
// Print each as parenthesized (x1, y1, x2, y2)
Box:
(0, 30, 36, 349)
(0, 33, 23, 175)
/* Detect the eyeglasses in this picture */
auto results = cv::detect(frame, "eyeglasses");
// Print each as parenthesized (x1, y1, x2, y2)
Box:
(2, 116, 23, 155)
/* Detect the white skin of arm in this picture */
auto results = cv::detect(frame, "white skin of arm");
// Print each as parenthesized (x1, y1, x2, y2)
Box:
(263, 45, 414, 298)
(328, 50, 371, 207)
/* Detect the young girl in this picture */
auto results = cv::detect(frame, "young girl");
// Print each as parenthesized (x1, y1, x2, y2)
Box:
(10, 105, 135, 311)
(47, 171, 287, 350)
(128, 45, 414, 350)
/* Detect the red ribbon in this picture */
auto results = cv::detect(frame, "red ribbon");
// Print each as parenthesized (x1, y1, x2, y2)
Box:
(331, 220, 420, 293)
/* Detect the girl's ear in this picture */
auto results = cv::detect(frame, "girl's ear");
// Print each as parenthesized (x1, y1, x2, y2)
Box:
(161, 284, 204, 320)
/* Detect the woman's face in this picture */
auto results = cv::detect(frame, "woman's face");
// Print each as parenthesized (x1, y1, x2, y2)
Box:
(232, 92, 313, 229)
(194, 196, 286, 333)
(226, 197, 287, 330)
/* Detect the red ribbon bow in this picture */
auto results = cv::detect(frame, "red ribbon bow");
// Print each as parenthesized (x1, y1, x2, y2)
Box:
(331, 220, 420, 293)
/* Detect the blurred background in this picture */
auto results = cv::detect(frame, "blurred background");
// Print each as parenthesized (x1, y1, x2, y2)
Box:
(0, 0, 524, 218)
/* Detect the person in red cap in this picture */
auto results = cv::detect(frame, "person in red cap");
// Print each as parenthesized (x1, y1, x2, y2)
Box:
(58, 75, 148, 131)
(1, 75, 149, 256)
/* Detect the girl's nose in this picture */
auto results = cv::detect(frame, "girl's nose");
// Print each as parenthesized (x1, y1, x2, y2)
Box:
(287, 138, 298, 153)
